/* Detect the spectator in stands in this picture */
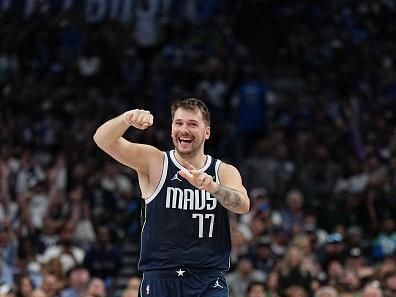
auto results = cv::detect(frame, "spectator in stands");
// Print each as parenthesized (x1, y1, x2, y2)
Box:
(44, 258, 67, 291)
(83, 225, 122, 287)
(372, 216, 396, 262)
(227, 255, 266, 297)
(250, 236, 275, 276)
(314, 286, 338, 297)
(40, 272, 61, 297)
(14, 237, 42, 287)
(319, 233, 345, 270)
(242, 140, 277, 194)
(36, 216, 61, 255)
(337, 270, 361, 296)
(246, 281, 266, 297)
(326, 260, 344, 288)
(0, 258, 13, 289)
(64, 185, 94, 249)
(361, 283, 383, 297)
(264, 271, 280, 297)
(383, 270, 396, 297)
(30, 289, 48, 297)
(284, 285, 308, 297)
(230, 228, 249, 271)
(239, 187, 271, 229)
(60, 265, 90, 297)
(85, 278, 106, 297)
(249, 215, 270, 247)
(0, 220, 17, 271)
(232, 65, 267, 157)
(269, 225, 289, 258)
(15, 275, 33, 297)
(344, 247, 374, 281)
(278, 190, 305, 235)
(38, 224, 84, 274)
(279, 246, 312, 295)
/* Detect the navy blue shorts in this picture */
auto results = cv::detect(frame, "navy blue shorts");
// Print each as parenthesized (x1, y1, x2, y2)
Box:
(140, 268, 229, 297)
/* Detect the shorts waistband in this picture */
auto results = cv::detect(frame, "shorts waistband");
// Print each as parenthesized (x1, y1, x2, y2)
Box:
(143, 268, 223, 278)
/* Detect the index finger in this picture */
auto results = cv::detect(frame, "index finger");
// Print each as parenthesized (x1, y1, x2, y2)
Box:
(185, 161, 196, 171)
(184, 162, 202, 177)
(178, 169, 193, 181)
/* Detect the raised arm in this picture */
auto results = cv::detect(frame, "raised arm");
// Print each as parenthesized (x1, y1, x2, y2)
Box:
(179, 162, 250, 214)
(93, 110, 163, 176)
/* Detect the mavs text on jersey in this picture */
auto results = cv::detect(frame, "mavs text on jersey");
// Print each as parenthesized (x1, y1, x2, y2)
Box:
(139, 150, 232, 271)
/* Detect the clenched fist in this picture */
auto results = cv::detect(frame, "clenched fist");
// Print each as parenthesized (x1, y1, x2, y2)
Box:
(124, 109, 154, 130)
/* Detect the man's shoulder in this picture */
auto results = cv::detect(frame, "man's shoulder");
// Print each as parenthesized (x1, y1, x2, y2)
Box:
(217, 161, 240, 174)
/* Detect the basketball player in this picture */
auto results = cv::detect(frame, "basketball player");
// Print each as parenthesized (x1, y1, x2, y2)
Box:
(93, 98, 250, 297)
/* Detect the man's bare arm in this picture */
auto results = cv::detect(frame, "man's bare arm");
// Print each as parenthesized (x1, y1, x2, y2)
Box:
(93, 109, 160, 173)
(211, 185, 247, 214)
(93, 110, 164, 198)
(93, 110, 161, 174)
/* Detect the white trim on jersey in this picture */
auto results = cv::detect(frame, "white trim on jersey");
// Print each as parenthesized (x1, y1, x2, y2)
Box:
(215, 159, 232, 271)
(137, 200, 147, 270)
(140, 274, 145, 297)
(139, 153, 168, 270)
(169, 150, 212, 172)
(215, 159, 221, 185)
(145, 152, 168, 204)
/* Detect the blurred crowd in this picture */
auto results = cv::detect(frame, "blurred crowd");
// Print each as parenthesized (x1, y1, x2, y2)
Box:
(1, 1, 396, 297)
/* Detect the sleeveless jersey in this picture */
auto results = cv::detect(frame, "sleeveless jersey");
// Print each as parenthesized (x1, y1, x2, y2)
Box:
(138, 150, 231, 271)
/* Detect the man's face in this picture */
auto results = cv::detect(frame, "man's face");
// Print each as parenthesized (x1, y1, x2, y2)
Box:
(362, 286, 383, 297)
(42, 274, 59, 297)
(171, 108, 210, 157)
(385, 274, 396, 296)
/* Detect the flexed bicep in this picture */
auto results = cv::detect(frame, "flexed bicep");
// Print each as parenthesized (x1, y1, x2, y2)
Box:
(94, 110, 161, 174)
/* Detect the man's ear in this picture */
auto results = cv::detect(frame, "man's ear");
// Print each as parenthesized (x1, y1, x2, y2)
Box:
(205, 127, 211, 139)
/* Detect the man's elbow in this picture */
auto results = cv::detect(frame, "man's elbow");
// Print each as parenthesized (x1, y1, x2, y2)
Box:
(93, 131, 100, 147)
(93, 129, 107, 149)
(235, 198, 250, 214)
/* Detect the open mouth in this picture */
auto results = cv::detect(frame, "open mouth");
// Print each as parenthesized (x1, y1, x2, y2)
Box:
(178, 137, 193, 144)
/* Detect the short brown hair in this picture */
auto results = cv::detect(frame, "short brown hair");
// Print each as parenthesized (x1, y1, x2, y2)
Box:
(171, 98, 211, 126)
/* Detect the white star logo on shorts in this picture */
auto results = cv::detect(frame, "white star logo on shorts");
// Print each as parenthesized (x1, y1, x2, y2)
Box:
(176, 269, 186, 276)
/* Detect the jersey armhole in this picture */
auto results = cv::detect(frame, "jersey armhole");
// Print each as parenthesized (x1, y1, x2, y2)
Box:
(144, 151, 168, 204)
(215, 159, 222, 185)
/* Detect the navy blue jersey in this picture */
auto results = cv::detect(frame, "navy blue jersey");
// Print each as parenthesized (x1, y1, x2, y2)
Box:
(138, 150, 231, 271)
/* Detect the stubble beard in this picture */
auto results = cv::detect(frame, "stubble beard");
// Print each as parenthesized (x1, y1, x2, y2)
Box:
(173, 138, 205, 159)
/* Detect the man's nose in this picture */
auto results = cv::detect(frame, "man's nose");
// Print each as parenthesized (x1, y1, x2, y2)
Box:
(180, 124, 190, 131)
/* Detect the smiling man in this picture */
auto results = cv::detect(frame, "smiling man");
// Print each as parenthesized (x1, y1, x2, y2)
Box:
(93, 98, 250, 297)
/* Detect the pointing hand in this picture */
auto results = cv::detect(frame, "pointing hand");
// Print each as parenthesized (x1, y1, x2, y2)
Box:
(178, 162, 218, 193)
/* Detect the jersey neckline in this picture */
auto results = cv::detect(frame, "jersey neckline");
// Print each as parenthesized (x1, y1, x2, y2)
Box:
(169, 150, 212, 172)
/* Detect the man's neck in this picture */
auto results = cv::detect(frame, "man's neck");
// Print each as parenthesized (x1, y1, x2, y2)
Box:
(174, 150, 207, 169)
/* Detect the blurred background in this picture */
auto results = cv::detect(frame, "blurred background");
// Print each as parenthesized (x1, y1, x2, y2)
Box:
(0, 1, 396, 297)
